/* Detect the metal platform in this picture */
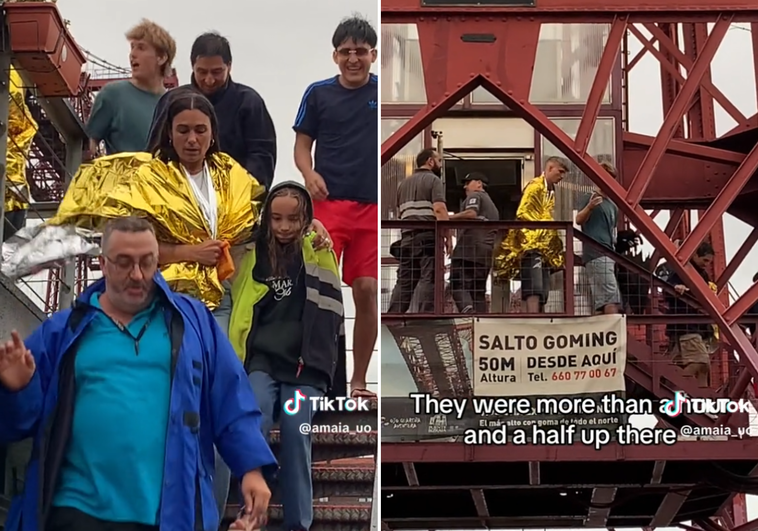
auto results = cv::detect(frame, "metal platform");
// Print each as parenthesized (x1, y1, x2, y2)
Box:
(382, 454, 758, 529)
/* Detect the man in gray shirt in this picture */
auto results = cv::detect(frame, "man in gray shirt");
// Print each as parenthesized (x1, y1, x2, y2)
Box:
(449, 172, 500, 313)
(575, 161, 621, 314)
(388, 148, 449, 313)
(87, 20, 176, 156)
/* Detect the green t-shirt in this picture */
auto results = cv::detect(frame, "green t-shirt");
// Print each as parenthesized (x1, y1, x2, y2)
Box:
(86, 80, 163, 154)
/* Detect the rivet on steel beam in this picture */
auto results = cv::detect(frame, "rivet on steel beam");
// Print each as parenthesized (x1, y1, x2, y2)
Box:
(507, 90, 513, 94)
(457, 83, 462, 87)
(497, 81, 502, 86)
(444, 92, 450, 96)
(432, 17, 437, 21)
(470, 73, 475, 77)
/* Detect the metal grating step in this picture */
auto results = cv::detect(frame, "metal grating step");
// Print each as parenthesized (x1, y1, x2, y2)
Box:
(224, 503, 373, 530)
(284, 465, 375, 501)
(270, 504, 372, 524)
(269, 431, 377, 463)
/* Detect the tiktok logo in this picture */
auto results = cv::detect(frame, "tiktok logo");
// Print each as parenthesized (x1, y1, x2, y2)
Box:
(283, 390, 307, 416)
(660, 391, 687, 417)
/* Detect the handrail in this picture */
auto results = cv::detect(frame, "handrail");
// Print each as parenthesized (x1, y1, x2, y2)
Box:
(380, 219, 758, 326)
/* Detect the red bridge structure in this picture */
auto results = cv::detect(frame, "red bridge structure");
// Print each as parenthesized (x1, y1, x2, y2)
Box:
(381, 0, 758, 529)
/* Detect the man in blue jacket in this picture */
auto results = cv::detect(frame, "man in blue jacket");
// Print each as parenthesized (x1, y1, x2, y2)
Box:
(0, 216, 277, 531)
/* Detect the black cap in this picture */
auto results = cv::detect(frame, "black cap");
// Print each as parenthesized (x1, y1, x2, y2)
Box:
(463, 172, 488, 185)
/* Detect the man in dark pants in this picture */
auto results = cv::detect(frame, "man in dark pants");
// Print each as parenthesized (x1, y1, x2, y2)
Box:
(148, 32, 277, 189)
(449, 172, 499, 313)
(387, 149, 450, 313)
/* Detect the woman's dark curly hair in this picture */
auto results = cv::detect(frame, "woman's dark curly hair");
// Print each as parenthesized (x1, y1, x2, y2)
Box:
(147, 88, 221, 165)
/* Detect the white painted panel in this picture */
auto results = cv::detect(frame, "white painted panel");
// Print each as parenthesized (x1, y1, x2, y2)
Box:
(432, 118, 535, 150)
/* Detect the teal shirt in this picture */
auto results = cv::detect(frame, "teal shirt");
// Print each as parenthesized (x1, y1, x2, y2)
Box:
(86, 80, 163, 154)
(53, 293, 172, 524)
(577, 193, 618, 262)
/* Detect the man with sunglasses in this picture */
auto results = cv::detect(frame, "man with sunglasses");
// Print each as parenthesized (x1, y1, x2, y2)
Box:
(0, 217, 276, 531)
(294, 16, 378, 400)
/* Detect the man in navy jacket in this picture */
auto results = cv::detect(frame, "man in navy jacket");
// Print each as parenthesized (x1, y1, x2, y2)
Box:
(146, 32, 276, 189)
(0, 217, 277, 531)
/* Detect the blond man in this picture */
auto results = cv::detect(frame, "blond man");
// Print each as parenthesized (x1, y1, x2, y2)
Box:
(87, 19, 176, 156)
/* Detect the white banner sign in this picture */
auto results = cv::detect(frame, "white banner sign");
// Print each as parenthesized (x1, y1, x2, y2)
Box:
(473, 314, 627, 396)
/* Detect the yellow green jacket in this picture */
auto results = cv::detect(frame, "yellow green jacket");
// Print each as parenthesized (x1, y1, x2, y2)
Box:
(228, 234, 345, 387)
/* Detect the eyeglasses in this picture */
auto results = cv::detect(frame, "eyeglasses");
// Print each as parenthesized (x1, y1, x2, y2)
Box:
(335, 48, 374, 57)
(103, 254, 158, 275)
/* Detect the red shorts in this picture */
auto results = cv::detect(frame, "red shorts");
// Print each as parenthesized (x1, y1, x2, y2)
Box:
(313, 199, 377, 285)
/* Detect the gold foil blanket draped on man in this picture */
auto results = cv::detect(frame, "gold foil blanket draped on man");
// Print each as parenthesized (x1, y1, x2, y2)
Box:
(47, 152, 264, 309)
(494, 175, 565, 281)
(5, 66, 38, 213)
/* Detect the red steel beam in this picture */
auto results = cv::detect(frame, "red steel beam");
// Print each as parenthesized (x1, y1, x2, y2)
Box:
(625, 17, 732, 206)
(649, 208, 685, 269)
(626, 38, 655, 72)
(479, 79, 758, 382)
(644, 23, 748, 125)
(381, 439, 758, 463)
(624, 132, 744, 165)
(575, 16, 628, 155)
(716, 227, 758, 290)
(382, 18, 541, 164)
(381, 0, 758, 20)
(682, 23, 717, 140)
(677, 143, 758, 263)
(732, 517, 758, 531)
(627, 24, 745, 128)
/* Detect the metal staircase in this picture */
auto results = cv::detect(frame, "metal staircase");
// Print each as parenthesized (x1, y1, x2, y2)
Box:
(224, 401, 378, 531)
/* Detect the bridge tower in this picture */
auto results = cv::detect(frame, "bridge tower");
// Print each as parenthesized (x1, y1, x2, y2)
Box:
(381, 0, 758, 529)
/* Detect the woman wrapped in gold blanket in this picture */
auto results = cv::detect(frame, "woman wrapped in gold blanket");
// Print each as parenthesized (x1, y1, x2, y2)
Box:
(47, 90, 263, 312)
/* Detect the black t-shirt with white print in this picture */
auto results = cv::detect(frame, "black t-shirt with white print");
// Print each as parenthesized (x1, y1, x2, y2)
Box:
(246, 244, 329, 392)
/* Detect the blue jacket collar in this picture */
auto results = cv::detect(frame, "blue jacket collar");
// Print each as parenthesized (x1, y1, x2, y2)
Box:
(75, 272, 177, 309)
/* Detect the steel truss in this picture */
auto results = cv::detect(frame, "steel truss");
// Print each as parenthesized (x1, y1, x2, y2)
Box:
(382, 7, 758, 406)
(381, 1, 758, 529)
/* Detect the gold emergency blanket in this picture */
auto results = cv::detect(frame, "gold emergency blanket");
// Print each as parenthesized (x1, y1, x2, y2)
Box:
(494, 175, 564, 281)
(49, 152, 265, 309)
(709, 281, 719, 341)
(5, 66, 38, 212)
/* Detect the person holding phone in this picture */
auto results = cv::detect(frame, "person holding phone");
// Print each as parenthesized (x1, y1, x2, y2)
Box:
(575, 161, 622, 314)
